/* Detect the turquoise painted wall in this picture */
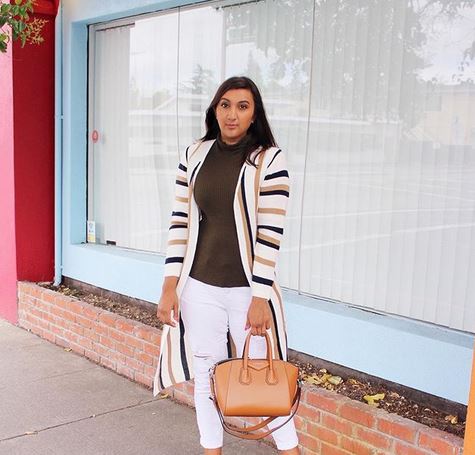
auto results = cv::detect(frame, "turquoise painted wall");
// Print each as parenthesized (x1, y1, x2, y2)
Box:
(59, 0, 474, 404)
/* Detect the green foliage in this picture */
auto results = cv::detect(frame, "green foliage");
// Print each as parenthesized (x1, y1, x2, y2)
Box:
(0, 0, 46, 53)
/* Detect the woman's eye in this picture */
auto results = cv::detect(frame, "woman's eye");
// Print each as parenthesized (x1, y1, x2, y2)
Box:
(239, 104, 248, 110)
(220, 102, 228, 108)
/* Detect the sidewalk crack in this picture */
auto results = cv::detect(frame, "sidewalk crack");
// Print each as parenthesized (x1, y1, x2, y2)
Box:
(0, 398, 157, 443)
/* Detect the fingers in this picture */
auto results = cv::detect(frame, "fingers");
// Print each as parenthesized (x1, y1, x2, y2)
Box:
(156, 287, 180, 328)
(248, 318, 270, 336)
(247, 300, 271, 336)
(158, 312, 177, 327)
(250, 324, 267, 336)
(167, 318, 177, 328)
(156, 306, 178, 328)
(173, 301, 180, 323)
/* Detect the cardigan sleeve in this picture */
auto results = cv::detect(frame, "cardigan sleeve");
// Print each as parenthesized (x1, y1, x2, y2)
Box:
(163, 146, 190, 277)
(251, 149, 290, 300)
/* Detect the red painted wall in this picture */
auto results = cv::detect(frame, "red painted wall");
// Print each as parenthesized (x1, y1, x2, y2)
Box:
(13, 8, 56, 280)
(0, 0, 58, 323)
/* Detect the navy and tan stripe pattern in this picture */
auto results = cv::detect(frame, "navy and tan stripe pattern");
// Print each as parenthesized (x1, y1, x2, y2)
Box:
(164, 151, 190, 278)
(154, 140, 290, 394)
(250, 148, 289, 301)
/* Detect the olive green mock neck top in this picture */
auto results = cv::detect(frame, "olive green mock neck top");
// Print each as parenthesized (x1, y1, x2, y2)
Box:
(189, 134, 252, 287)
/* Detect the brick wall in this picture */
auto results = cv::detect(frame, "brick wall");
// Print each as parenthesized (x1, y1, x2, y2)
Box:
(17, 282, 464, 455)
(18, 282, 160, 388)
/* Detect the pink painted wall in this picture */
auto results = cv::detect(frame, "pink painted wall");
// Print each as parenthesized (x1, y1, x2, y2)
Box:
(0, 41, 18, 323)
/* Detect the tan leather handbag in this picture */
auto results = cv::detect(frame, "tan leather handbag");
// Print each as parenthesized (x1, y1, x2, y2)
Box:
(209, 331, 301, 440)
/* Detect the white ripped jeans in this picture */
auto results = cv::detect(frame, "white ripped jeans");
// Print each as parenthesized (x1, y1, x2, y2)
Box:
(180, 277, 299, 450)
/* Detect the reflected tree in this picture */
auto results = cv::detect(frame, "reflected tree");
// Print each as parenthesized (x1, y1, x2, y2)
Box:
(182, 64, 216, 95)
(224, 0, 474, 129)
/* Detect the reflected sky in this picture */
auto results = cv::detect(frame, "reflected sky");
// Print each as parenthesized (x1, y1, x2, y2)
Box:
(128, 0, 475, 94)
(417, 1, 475, 83)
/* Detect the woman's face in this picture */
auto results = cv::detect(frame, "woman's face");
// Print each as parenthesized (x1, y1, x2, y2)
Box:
(215, 88, 255, 145)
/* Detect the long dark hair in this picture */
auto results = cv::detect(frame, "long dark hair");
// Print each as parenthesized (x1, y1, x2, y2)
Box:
(201, 76, 277, 166)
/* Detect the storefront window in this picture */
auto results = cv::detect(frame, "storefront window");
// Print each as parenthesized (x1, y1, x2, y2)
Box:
(87, 0, 475, 332)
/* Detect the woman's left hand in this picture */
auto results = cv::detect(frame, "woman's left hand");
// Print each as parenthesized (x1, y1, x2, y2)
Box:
(245, 297, 272, 336)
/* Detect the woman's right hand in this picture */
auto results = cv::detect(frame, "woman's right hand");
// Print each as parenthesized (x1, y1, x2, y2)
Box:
(156, 277, 179, 327)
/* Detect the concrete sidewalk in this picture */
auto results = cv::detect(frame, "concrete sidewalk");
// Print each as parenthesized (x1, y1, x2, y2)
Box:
(0, 319, 276, 455)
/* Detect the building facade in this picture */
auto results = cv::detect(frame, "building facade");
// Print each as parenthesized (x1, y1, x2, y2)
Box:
(2, 0, 474, 407)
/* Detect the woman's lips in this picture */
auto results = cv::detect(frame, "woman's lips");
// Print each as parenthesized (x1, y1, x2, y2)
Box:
(225, 124, 238, 129)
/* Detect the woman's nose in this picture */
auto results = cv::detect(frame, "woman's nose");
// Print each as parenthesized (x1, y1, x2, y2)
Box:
(227, 107, 237, 119)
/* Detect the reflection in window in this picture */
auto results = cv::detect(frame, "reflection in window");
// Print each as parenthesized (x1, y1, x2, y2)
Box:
(88, 0, 475, 332)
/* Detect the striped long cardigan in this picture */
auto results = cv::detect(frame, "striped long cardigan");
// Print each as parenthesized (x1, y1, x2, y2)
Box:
(153, 139, 290, 395)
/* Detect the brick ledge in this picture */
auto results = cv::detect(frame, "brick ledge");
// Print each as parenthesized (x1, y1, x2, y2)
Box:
(17, 282, 464, 455)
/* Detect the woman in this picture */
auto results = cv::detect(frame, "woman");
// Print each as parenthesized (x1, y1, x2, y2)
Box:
(155, 76, 299, 454)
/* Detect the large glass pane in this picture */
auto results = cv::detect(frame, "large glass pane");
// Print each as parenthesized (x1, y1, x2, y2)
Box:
(177, 5, 224, 149)
(175, 0, 314, 290)
(89, 25, 132, 248)
(87, 0, 475, 332)
(301, 0, 475, 331)
(220, 0, 314, 289)
(89, 12, 179, 253)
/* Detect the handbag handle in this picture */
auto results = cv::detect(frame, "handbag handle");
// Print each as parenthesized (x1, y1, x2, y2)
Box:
(241, 331, 277, 384)
(210, 332, 301, 440)
(211, 381, 301, 440)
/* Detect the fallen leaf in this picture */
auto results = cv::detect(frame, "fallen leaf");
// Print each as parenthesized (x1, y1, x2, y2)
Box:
(303, 374, 322, 385)
(159, 392, 169, 399)
(348, 378, 367, 388)
(64, 348, 72, 352)
(445, 415, 458, 424)
(24, 431, 37, 435)
(363, 393, 385, 407)
(328, 375, 343, 386)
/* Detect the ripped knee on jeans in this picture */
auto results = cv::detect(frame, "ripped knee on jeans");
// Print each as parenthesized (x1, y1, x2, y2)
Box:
(194, 352, 212, 359)
(193, 352, 217, 393)
(193, 347, 225, 363)
(193, 352, 216, 373)
(193, 346, 227, 375)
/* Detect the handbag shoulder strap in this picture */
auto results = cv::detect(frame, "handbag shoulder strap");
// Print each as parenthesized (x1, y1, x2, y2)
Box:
(210, 385, 301, 440)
